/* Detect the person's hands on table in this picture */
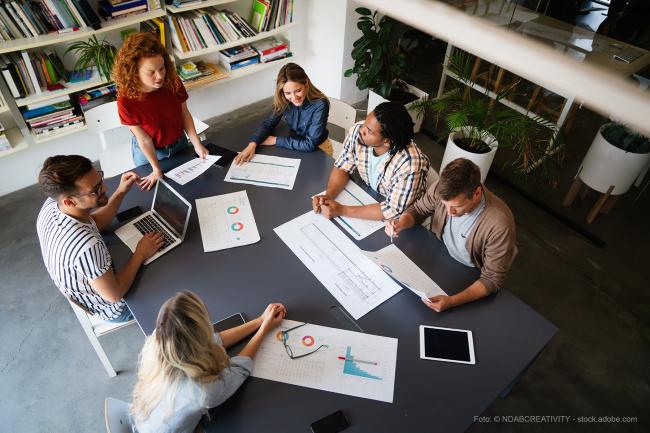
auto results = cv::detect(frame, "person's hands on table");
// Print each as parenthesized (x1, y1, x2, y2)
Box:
(137, 169, 163, 191)
(194, 143, 209, 159)
(422, 295, 454, 313)
(234, 142, 257, 165)
(311, 194, 330, 214)
(135, 232, 166, 260)
(259, 303, 287, 333)
(320, 199, 343, 219)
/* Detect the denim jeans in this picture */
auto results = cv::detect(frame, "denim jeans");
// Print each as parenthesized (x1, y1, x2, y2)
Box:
(131, 135, 190, 167)
(107, 305, 134, 323)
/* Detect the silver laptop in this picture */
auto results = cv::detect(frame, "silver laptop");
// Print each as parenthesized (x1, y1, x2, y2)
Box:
(115, 179, 192, 265)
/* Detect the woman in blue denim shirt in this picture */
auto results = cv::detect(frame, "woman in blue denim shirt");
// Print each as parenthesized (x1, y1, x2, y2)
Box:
(234, 63, 330, 164)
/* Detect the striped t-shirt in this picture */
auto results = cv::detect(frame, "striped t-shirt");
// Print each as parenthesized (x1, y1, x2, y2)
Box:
(36, 198, 125, 320)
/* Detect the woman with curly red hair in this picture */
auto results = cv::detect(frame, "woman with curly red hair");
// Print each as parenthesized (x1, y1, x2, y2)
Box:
(113, 32, 209, 190)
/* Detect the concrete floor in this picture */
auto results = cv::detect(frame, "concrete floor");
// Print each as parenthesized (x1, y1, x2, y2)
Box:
(0, 99, 647, 433)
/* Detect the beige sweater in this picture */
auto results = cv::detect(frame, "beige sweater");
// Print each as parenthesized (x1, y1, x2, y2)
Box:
(406, 181, 517, 293)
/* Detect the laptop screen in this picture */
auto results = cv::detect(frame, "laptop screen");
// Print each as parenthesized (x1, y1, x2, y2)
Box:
(153, 180, 190, 237)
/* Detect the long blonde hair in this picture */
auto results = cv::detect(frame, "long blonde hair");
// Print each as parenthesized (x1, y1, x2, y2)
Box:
(131, 291, 229, 422)
(272, 63, 326, 113)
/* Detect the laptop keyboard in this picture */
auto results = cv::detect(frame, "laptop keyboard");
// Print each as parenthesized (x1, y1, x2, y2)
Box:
(134, 215, 175, 250)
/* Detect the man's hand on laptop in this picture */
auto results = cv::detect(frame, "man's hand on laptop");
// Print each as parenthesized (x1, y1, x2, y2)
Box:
(116, 172, 140, 195)
(135, 232, 165, 261)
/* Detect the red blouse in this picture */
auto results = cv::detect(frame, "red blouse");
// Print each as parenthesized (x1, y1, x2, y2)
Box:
(118, 81, 188, 149)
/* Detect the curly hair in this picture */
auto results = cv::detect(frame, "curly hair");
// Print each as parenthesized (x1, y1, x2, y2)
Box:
(373, 101, 415, 155)
(112, 32, 179, 99)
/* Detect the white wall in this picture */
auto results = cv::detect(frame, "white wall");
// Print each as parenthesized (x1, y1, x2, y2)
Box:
(300, 0, 367, 104)
(0, 0, 366, 196)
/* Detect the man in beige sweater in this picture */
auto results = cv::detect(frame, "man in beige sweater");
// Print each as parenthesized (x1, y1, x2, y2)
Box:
(387, 158, 517, 312)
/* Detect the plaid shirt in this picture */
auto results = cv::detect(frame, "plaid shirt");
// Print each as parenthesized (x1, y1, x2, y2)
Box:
(335, 122, 430, 220)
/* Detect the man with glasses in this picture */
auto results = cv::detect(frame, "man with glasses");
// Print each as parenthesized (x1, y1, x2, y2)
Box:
(36, 155, 164, 322)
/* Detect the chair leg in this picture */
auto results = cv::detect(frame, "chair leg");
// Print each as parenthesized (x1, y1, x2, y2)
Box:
(72, 308, 117, 377)
(562, 177, 583, 207)
(587, 186, 614, 224)
(601, 195, 619, 215)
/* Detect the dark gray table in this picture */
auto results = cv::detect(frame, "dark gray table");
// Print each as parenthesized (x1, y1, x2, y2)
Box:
(105, 127, 556, 433)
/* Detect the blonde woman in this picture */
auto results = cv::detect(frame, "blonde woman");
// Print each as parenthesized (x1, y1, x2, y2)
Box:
(234, 62, 330, 164)
(131, 291, 286, 433)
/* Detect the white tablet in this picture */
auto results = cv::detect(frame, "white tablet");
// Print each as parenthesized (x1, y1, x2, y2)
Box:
(419, 325, 476, 364)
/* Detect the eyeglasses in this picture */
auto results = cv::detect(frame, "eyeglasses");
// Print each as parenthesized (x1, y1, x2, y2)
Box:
(279, 322, 328, 360)
(74, 170, 104, 197)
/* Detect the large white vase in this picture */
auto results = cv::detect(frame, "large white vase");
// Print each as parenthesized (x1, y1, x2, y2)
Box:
(578, 124, 650, 195)
(440, 127, 498, 183)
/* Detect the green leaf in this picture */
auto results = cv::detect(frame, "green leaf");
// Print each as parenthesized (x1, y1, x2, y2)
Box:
(355, 7, 372, 16)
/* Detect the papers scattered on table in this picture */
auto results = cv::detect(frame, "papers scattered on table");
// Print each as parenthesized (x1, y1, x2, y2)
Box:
(315, 181, 384, 241)
(252, 319, 398, 402)
(274, 211, 402, 319)
(165, 155, 220, 185)
(225, 154, 300, 190)
(195, 190, 260, 252)
(362, 244, 447, 299)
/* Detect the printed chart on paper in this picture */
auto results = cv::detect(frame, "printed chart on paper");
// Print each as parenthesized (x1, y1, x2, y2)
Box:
(165, 155, 221, 185)
(362, 244, 447, 299)
(274, 211, 402, 319)
(315, 180, 384, 240)
(225, 154, 300, 190)
(195, 190, 260, 252)
(252, 320, 398, 402)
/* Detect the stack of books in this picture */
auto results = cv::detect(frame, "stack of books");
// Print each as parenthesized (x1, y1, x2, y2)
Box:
(218, 44, 259, 71)
(177, 61, 227, 89)
(22, 95, 84, 139)
(251, 37, 289, 63)
(99, 0, 149, 20)
(0, 121, 11, 153)
(250, 0, 293, 33)
(167, 8, 257, 53)
(75, 83, 117, 112)
(170, 0, 201, 8)
(140, 17, 171, 50)
(0, 50, 69, 99)
(0, 0, 101, 39)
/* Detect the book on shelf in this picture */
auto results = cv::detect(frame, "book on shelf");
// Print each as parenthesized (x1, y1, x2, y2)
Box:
(98, 0, 148, 18)
(218, 44, 257, 64)
(0, 121, 10, 153)
(218, 53, 259, 72)
(168, 7, 258, 53)
(140, 17, 171, 51)
(178, 61, 227, 89)
(250, 0, 292, 33)
(20, 94, 85, 138)
(0, 50, 76, 99)
(0, 0, 105, 39)
(73, 83, 117, 112)
(171, 0, 201, 8)
(250, 36, 289, 62)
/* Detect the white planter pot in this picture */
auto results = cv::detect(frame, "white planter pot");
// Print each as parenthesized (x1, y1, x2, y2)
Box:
(440, 127, 498, 183)
(367, 84, 428, 133)
(578, 125, 650, 195)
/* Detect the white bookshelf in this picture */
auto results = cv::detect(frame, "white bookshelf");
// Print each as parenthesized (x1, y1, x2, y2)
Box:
(166, 0, 238, 14)
(174, 22, 296, 60)
(15, 72, 108, 108)
(0, 128, 29, 159)
(0, 9, 167, 55)
(0, 106, 9, 115)
(187, 56, 293, 92)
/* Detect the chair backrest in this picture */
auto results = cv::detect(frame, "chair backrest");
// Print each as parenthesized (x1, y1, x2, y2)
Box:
(327, 97, 356, 131)
(67, 297, 134, 337)
(85, 101, 135, 178)
(105, 398, 133, 433)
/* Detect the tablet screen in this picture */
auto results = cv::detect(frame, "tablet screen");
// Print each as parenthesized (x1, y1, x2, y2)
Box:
(420, 326, 475, 364)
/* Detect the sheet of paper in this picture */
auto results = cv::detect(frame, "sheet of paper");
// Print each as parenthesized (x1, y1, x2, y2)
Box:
(252, 319, 398, 403)
(274, 211, 402, 319)
(362, 244, 447, 299)
(195, 190, 260, 252)
(224, 154, 300, 190)
(315, 181, 384, 240)
(165, 155, 220, 185)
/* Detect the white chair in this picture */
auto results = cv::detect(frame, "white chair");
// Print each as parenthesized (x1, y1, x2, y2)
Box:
(67, 298, 135, 377)
(327, 97, 357, 160)
(85, 101, 210, 178)
(104, 397, 133, 433)
(85, 101, 136, 178)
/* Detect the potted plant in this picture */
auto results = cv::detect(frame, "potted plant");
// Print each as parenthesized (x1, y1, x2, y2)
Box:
(411, 50, 559, 181)
(578, 122, 650, 195)
(344, 7, 427, 132)
(64, 35, 118, 82)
